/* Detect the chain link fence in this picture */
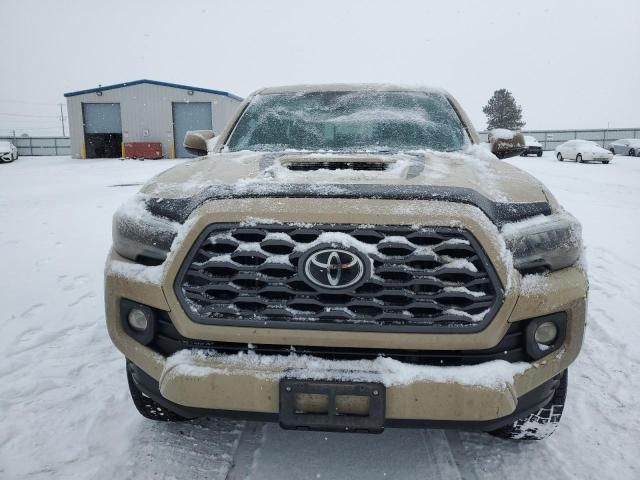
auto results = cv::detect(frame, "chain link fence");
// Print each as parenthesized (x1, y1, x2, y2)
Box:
(479, 128, 640, 151)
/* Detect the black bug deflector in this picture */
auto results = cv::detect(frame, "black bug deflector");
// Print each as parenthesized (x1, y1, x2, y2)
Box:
(145, 184, 551, 228)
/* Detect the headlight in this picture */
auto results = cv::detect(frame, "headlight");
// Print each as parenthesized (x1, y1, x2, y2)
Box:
(502, 213, 582, 274)
(112, 194, 178, 264)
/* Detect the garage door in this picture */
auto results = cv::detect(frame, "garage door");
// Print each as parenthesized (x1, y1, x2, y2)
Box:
(83, 103, 122, 158)
(83, 103, 122, 134)
(173, 102, 213, 158)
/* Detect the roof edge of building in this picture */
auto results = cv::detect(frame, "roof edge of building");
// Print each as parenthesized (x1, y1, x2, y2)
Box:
(63, 79, 243, 101)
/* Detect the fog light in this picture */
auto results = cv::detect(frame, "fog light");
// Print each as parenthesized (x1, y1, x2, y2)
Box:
(534, 321, 558, 345)
(128, 308, 150, 331)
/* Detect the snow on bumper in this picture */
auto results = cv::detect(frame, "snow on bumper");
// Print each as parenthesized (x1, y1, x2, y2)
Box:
(158, 349, 529, 421)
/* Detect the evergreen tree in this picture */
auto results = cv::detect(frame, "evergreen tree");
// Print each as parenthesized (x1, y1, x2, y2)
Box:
(483, 89, 525, 130)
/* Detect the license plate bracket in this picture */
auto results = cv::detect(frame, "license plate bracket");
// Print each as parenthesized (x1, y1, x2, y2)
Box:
(279, 378, 385, 433)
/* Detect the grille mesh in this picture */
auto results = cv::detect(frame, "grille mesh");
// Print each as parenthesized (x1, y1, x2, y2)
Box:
(175, 224, 503, 332)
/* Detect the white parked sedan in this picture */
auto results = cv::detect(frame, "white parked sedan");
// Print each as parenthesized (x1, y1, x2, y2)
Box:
(555, 139, 612, 164)
(607, 138, 640, 157)
(0, 140, 18, 163)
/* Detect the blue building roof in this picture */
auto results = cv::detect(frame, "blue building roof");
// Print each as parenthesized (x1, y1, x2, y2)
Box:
(63, 79, 243, 101)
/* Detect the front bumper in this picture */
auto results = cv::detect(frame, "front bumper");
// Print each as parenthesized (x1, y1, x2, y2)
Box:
(128, 359, 566, 431)
(105, 198, 587, 426)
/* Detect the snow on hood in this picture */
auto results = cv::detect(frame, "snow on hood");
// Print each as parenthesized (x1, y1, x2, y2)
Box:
(524, 136, 541, 147)
(141, 146, 548, 204)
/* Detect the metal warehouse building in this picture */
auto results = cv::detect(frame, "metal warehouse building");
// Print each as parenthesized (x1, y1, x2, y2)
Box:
(64, 79, 242, 159)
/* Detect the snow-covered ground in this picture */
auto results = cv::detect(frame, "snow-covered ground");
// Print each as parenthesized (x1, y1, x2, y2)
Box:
(1, 153, 639, 479)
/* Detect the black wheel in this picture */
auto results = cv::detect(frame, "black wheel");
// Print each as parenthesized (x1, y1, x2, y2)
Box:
(556, 152, 563, 161)
(602, 160, 610, 164)
(576, 154, 583, 163)
(630, 149, 636, 157)
(489, 370, 568, 441)
(537, 151, 542, 157)
(127, 366, 188, 422)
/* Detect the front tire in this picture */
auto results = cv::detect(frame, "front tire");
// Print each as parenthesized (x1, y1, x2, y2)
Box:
(630, 149, 636, 157)
(489, 370, 568, 441)
(609, 148, 615, 154)
(557, 152, 563, 161)
(537, 151, 542, 157)
(577, 154, 583, 163)
(127, 366, 188, 422)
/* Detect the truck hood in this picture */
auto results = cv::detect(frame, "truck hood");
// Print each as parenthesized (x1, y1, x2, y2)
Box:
(142, 146, 548, 205)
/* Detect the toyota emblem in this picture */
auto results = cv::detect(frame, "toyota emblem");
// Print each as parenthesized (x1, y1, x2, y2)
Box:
(300, 248, 369, 290)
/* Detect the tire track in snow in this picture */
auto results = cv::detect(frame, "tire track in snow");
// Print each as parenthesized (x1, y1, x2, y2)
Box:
(109, 418, 246, 480)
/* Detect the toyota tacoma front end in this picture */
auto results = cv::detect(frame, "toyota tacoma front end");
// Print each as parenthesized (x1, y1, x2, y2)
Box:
(105, 85, 586, 440)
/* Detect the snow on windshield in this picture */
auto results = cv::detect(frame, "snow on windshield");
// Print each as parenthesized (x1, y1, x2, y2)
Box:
(226, 91, 468, 153)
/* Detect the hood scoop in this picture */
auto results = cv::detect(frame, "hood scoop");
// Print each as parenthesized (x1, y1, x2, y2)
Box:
(285, 161, 388, 171)
(280, 154, 390, 172)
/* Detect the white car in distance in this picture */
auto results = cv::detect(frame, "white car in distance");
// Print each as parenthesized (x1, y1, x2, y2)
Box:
(0, 140, 18, 163)
(607, 138, 640, 157)
(555, 139, 612, 164)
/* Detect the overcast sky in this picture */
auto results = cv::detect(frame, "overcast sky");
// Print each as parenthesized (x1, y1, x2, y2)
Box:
(1, 0, 638, 136)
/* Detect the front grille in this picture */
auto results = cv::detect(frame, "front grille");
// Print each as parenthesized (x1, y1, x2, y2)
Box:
(151, 312, 527, 365)
(285, 162, 387, 171)
(175, 224, 503, 332)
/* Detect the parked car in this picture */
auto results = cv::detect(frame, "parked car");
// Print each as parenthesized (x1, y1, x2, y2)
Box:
(107, 84, 586, 441)
(522, 136, 543, 157)
(555, 139, 612, 163)
(0, 140, 18, 163)
(607, 138, 640, 157)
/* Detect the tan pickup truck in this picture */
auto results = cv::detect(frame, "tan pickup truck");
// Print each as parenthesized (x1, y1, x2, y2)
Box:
(106, 84, 586, 440)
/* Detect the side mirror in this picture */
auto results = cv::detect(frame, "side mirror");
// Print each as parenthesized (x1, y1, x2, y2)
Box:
(183, 130, 216, 156)
(489, 129, 527, 159)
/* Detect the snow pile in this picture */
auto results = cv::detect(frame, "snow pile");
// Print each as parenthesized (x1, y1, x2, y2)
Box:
(165, 349, 530, 389)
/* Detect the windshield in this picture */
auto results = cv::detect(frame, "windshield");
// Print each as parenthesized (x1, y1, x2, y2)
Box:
(225, 91, 468, 153)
